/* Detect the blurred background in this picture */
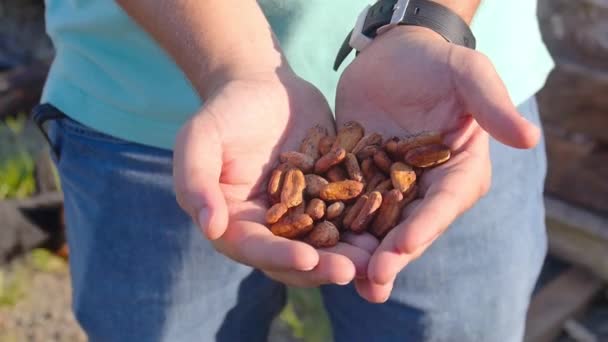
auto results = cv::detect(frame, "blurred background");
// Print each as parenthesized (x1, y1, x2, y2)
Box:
(0, 0, 606, 341)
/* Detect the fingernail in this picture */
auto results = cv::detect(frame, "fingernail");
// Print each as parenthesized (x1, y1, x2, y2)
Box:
(337, 279, 352, 286)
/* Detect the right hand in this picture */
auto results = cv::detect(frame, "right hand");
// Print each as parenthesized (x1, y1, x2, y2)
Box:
(174, 70, 376, 286)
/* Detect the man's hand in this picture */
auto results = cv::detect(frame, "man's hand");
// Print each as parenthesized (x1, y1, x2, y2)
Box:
(335, 26, 541, 301)
(118, 0, 374, 287)
(174, 71, 374, 286)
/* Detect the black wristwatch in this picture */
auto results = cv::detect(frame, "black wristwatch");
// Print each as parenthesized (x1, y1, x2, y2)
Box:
(334, 0, 476, 70)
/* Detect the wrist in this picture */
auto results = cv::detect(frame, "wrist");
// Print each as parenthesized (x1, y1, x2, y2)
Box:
(199, 64, 297, 100)
(429, 0, 479, 23)
(380, 25, 446, 44)
(334, 0, 478, 70)
(201, 60, 293, 99)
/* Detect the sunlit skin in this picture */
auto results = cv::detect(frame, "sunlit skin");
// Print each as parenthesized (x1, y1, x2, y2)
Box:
(174, 72, 377, 287)
(115, 0, 378, 288)
(335, 26, 541, 302)
(123, 0, 541, 298)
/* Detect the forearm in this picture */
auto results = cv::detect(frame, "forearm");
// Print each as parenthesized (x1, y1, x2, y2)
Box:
(115, 0, 288, 98)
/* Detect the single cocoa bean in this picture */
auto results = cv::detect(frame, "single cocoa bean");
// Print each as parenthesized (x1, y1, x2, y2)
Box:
(369, 189, 405, 238)
(281, 168, 306, 208)
(366, 172, 387, 193)
(390, 162, 416, 193)
(315, 147, 346, 174)
(267, 163, 290, 204)
(384, 136, 400, 159)
(332, 121, 364, 152)
(344, 153, 363, 182)
(304, 221, 340, 248)
(351, 191, 383, 233)
(306, 198, 326, 221)
(299, 125, 328, 160)
(319, 180, 365, 202)
(305, 174, 329, 198)
(373, 150, 392, 174)
(270, 213, 314, 239)
(404, 144, 451, 168)
(326, 201, 345, 220)
(396, 131, 443, 156)
(342, 195, 367, 230)
(280, 151, 315, 173)
(318, 135, 335, 156)
(352, 132, 383, 154)
(360, 158, 379, 182)
(266, 202, 289, 224)
(355, 145, 380, 160)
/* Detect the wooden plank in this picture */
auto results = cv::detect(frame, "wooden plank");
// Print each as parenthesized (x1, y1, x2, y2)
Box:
(545, 196, 608, 281)
(524, 267, 603, 342)
(563, 319, 598, 342)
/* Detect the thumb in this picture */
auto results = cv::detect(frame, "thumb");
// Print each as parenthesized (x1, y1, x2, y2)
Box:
(450, 47, 540, 149)
(174, 113, 228, 240)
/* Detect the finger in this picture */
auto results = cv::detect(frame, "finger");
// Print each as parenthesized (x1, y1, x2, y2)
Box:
(341, 232, 380, 254)
(368, 229, 436, 285)
(390, 132, 488, 253)
(324, 242, 373, 278)
(354, 277, 394, 303)
(368, 172, 474, 285)
(218, 219, 320, 272)
(174, 113, 228, 240)
(395, 179, 472, 254)
(449, 46, 540, 149)
(265, 249, 356, 287)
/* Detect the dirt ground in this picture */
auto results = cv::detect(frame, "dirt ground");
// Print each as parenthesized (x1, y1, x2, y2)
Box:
(0, 251, 85, 342)
(1, 250, 607, 342)
(0, 251, 311, 342)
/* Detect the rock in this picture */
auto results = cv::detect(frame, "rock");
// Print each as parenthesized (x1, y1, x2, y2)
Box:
(0, 192, 63, 263)
(537, 64, 608, 141)
(538, 0, 608, 70)
(544, 125, 608, 213)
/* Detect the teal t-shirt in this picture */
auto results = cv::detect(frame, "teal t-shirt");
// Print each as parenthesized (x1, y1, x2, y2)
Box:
(42, 1, 554, 150)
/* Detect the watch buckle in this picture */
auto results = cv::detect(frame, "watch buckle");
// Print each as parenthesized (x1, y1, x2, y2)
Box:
(377, 0, 410, 35)
(348, 4, 373, 52)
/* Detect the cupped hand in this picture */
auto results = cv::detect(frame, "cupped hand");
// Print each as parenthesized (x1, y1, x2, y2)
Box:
(174, 70, 373, 287)
(335, 27, 541, 302)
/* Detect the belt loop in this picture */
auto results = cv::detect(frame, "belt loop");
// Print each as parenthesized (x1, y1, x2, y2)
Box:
(31, 103, 66, 159)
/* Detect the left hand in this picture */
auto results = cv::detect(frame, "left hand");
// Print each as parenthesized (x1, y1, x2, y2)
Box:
(335, 26, 541, 302)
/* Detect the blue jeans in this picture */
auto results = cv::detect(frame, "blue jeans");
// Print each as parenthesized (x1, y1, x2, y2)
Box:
(35, 97, 547, 342)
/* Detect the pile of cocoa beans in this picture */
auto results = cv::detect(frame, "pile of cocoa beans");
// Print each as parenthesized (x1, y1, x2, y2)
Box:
(266, 121, 451, 248)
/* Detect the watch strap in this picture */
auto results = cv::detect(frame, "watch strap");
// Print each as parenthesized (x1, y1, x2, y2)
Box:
(333, 0, 476, 70)
(363, 0, 475, 48)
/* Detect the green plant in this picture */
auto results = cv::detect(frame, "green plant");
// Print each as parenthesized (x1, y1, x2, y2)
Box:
(0, 268, 27, 308)
(0, 113, 43, 199)
(3, 114, 28, 135)
(279, 288, 333, 342)
(0, 150, 36, 199)
(29, 248, 67, 273)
